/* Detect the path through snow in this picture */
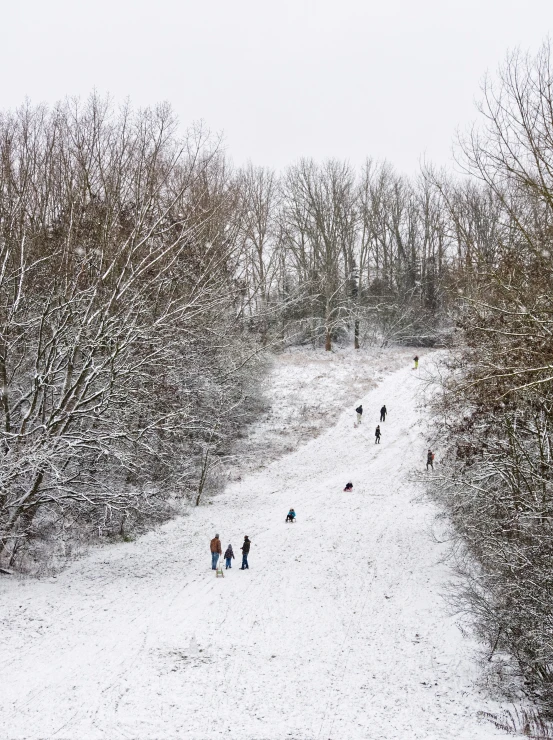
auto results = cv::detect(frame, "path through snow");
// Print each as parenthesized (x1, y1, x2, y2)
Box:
(0, 354, 505, 739)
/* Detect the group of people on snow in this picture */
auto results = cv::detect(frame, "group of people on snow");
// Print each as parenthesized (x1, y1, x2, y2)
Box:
(352, 356, 435, 473)
(210, 356, 434, 571)
(210, 534, 251, 570)
(356, 403, 386, 444)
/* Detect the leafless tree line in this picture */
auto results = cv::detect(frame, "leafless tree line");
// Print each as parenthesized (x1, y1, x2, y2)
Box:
(0, 97, 264, 569)
(429, 41, 553, 717)
(0, 69, 533, 571)
(236, 156, 486, 350)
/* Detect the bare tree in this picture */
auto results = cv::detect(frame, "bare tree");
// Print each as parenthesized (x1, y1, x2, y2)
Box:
(279, 159, 357, 350)
(0, 97, 259, 566)
(235, 164, 281, 343)
(432, 41, 553, 715)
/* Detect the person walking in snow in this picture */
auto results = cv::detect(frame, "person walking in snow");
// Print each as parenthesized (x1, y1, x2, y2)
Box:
(240, 536, 251, 569)
(426, 449, 434, 470)
(286, 509, 296, 523)
(375, 425, 381, 444)
(413, 355, 419, 370)
(380, 405, 387, 422)
(224, 544, 235, 569)
(210, 534, 222, 570)
(356, 404, 363, 424)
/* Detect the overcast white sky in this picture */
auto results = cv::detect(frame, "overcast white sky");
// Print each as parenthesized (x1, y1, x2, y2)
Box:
(2, 1, 552, 173)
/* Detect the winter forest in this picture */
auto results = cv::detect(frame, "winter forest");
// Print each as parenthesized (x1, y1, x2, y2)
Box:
(4, 39, 553, 734)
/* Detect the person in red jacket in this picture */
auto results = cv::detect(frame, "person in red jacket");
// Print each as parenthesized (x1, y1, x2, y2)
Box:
(210, 534, 222, 570)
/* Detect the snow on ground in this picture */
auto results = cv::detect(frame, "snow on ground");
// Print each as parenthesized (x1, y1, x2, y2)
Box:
(229, 345, 415, 478)
(0, 348, 505, 740)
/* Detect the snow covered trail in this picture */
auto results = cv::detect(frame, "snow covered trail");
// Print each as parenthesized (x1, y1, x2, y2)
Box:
(0, 359, 504, 740)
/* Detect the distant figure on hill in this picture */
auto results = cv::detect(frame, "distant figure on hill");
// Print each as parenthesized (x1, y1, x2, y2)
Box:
(343, 482, 353, 492)
(375, 425, 381, 444)
(380, 405, 387, 422)
(413, 355, 419, 370)
(210, 534, 222, 570)
(240, 536, 251, 569)
(286, 508, 296, 523)
(426, 449, 435, 470)
(224, 544, 235, 569)
(356, 405, 363, 424)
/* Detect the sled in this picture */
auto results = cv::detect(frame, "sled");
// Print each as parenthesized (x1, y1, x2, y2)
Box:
(215, 558, 224, 577)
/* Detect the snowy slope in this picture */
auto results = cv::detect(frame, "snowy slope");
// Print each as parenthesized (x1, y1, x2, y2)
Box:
(228, 345, 416, 480)
(0, 354, 505, 740)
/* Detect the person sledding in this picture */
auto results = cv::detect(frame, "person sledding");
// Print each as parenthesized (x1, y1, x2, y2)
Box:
(286, 508, 296, 523)
(426, 449, 435, 470)
(380, 405, 387, 422)
(343, 482, 353, 492)
(375, 425, 381, 444)
(355, 404, 363, 424)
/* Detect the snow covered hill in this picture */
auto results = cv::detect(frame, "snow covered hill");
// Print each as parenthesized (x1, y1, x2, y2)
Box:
(0, 350, 505, 739)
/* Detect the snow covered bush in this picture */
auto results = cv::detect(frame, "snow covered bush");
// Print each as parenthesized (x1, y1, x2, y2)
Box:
(431, 41, 553, 718)
(0, 97, 263, 568)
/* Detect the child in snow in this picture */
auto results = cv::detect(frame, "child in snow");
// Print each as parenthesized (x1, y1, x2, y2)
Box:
(426, 449, 434, 470)
(286, 509, 296, 522)
(380, 405, 387, 422)
(343, 482, 353, 492)
(356, 405, 363, 424)
(413, 355, 419, 370)
(224, 544, 235, 569)
(375, 425, 381, 444)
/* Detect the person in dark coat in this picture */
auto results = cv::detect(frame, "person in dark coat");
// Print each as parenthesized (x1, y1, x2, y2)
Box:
(343, 482, 353, 492)
(356, 405, 363, 424)
(240, 536, 251, 569)
(375, 425, 381, 444)
(426, 449, 434, 470)
(224, 544, 234, 569)
(286, 509, 296, 522)
(210, 534, 222, 570)
(380, 405, 387, 422)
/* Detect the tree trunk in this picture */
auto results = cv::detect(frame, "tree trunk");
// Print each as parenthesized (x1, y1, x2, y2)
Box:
(196, 448, 210, 506)
(354, 320, 360, 349)
(325, 327, 332, 351)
